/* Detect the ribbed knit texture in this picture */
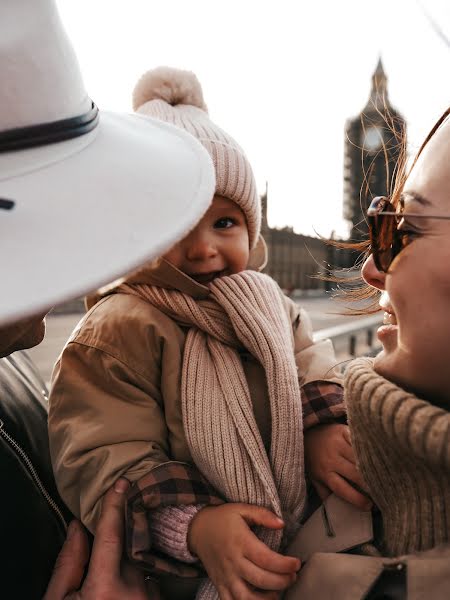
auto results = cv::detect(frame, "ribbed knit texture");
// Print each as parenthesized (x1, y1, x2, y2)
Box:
(149, 504, 203, 563)
(132, 67, 260, 248)
(121, 270, 306, 600)
(345, 358, 450, 557)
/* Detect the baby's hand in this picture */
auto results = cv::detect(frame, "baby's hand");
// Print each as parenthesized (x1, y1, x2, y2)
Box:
(304, 424, 372, 510)
(188, 503, 300, 599)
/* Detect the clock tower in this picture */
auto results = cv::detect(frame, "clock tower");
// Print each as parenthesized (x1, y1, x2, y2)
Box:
(343, 59, 406, 241)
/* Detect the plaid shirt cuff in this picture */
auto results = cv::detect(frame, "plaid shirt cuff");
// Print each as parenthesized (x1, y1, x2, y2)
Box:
(126, 461, 223, 578)
(301, 381, 346, 430)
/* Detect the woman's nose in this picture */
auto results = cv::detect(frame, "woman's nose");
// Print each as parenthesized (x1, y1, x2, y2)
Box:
(361, 254, 386, 291)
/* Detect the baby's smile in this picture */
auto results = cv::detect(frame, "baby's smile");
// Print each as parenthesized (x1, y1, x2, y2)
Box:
(188, 269, 227, 284)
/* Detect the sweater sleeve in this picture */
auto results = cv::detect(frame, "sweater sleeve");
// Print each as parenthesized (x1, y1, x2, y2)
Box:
(126, 462, 223, 578)
(149, 504, 204, 563)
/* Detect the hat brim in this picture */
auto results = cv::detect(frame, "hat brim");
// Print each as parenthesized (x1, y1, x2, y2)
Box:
(0, 112, 214, 324)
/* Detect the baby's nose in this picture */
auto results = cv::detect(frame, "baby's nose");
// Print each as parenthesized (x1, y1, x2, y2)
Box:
(186, 234, 217, 261)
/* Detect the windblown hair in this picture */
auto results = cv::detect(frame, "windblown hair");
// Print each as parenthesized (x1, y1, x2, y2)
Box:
(330, 105, 450, 315)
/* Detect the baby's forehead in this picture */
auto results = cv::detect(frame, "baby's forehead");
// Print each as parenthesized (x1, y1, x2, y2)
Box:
(211, 194, 242, 212)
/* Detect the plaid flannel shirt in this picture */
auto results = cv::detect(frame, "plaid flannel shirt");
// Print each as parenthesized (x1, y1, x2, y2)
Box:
(301, 381, 345, 429)
(126, 462, 223, 578)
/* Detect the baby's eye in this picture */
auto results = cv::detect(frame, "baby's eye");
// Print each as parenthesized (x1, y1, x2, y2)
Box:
(214, 217, 235, 229)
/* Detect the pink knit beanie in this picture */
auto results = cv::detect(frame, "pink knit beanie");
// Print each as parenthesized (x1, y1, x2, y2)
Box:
(132, 67, 261, 249)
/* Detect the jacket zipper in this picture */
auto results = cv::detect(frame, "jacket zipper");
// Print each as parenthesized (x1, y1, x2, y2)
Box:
(0, 419, 67, 532)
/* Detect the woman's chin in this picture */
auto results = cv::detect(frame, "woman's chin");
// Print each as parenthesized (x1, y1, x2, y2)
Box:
(373, 332, 398, 380)
(373, 351, 401, 391)
(373, 343, 409, 392)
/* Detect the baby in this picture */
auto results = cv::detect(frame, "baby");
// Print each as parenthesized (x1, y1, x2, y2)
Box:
(49, 68, 367, 600)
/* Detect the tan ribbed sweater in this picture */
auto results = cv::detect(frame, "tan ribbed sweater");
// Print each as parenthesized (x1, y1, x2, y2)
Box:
(345, 358, 450, 557)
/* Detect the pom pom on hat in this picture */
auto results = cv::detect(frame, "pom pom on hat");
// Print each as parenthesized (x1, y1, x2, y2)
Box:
(132, 67, 207, 113)
(132, 67, 261, 249)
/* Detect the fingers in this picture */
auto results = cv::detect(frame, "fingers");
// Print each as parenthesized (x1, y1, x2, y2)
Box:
(239, 505, 285, 531)
(240, 557, 297, 591)
(324, 424, 357, 466)
(311, 480, 331, 501)
(43, 520, 89, 600)
(86, 478, 130, 577)
(342, 425, 352, 447)
(340, 440, 357, 464)
(334, 456, 369, 492)
(327, 472, 372, 510)
(244, 536, 300, 575)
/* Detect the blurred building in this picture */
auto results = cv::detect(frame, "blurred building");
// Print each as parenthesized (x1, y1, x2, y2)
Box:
(343, 58, 407, 242)
(262, 59, 406, 290)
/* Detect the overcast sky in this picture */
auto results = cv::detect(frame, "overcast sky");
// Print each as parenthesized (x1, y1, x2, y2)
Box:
(57, 0, 449, 238)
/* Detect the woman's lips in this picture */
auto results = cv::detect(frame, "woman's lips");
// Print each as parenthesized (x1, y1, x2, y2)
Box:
(377, 310, 398, 343)
(383, 311, 397, 326)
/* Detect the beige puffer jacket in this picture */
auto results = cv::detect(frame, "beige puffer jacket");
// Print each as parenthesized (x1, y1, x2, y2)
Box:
(49, 260, 343, 531)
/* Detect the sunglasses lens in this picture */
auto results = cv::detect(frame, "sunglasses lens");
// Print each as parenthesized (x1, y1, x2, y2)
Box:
(379, 213, 396, 271)
(370, 212, 396, 272)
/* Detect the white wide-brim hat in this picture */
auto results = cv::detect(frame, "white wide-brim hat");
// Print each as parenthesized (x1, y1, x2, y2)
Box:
(0, 0, 215, 325)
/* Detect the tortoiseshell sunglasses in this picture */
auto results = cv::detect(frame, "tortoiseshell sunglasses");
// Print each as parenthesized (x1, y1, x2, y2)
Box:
(367, 196, 450, 272)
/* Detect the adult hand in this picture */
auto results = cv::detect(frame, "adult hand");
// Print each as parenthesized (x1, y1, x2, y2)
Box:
(304, 423, 372, 510)
(43, 478, 152, 600)
(187, 503, 300, 600)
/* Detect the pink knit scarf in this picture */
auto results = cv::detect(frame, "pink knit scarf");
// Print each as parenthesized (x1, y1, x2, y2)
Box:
(121, 271, 306, 594)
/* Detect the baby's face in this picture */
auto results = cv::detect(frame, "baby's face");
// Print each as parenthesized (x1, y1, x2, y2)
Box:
(163, 195, 249, 285)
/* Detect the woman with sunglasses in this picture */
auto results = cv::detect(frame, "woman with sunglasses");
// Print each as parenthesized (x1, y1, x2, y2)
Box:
(287, 109, 450, 598)
(351, 108, 450, 595)
(361, 108, 450, 418)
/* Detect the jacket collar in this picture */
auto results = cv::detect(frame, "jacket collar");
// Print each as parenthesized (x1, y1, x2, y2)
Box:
(126, 258, 211, 299)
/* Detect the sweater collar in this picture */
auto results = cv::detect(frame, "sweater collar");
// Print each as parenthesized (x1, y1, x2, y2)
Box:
(345, 357, 450, 556)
